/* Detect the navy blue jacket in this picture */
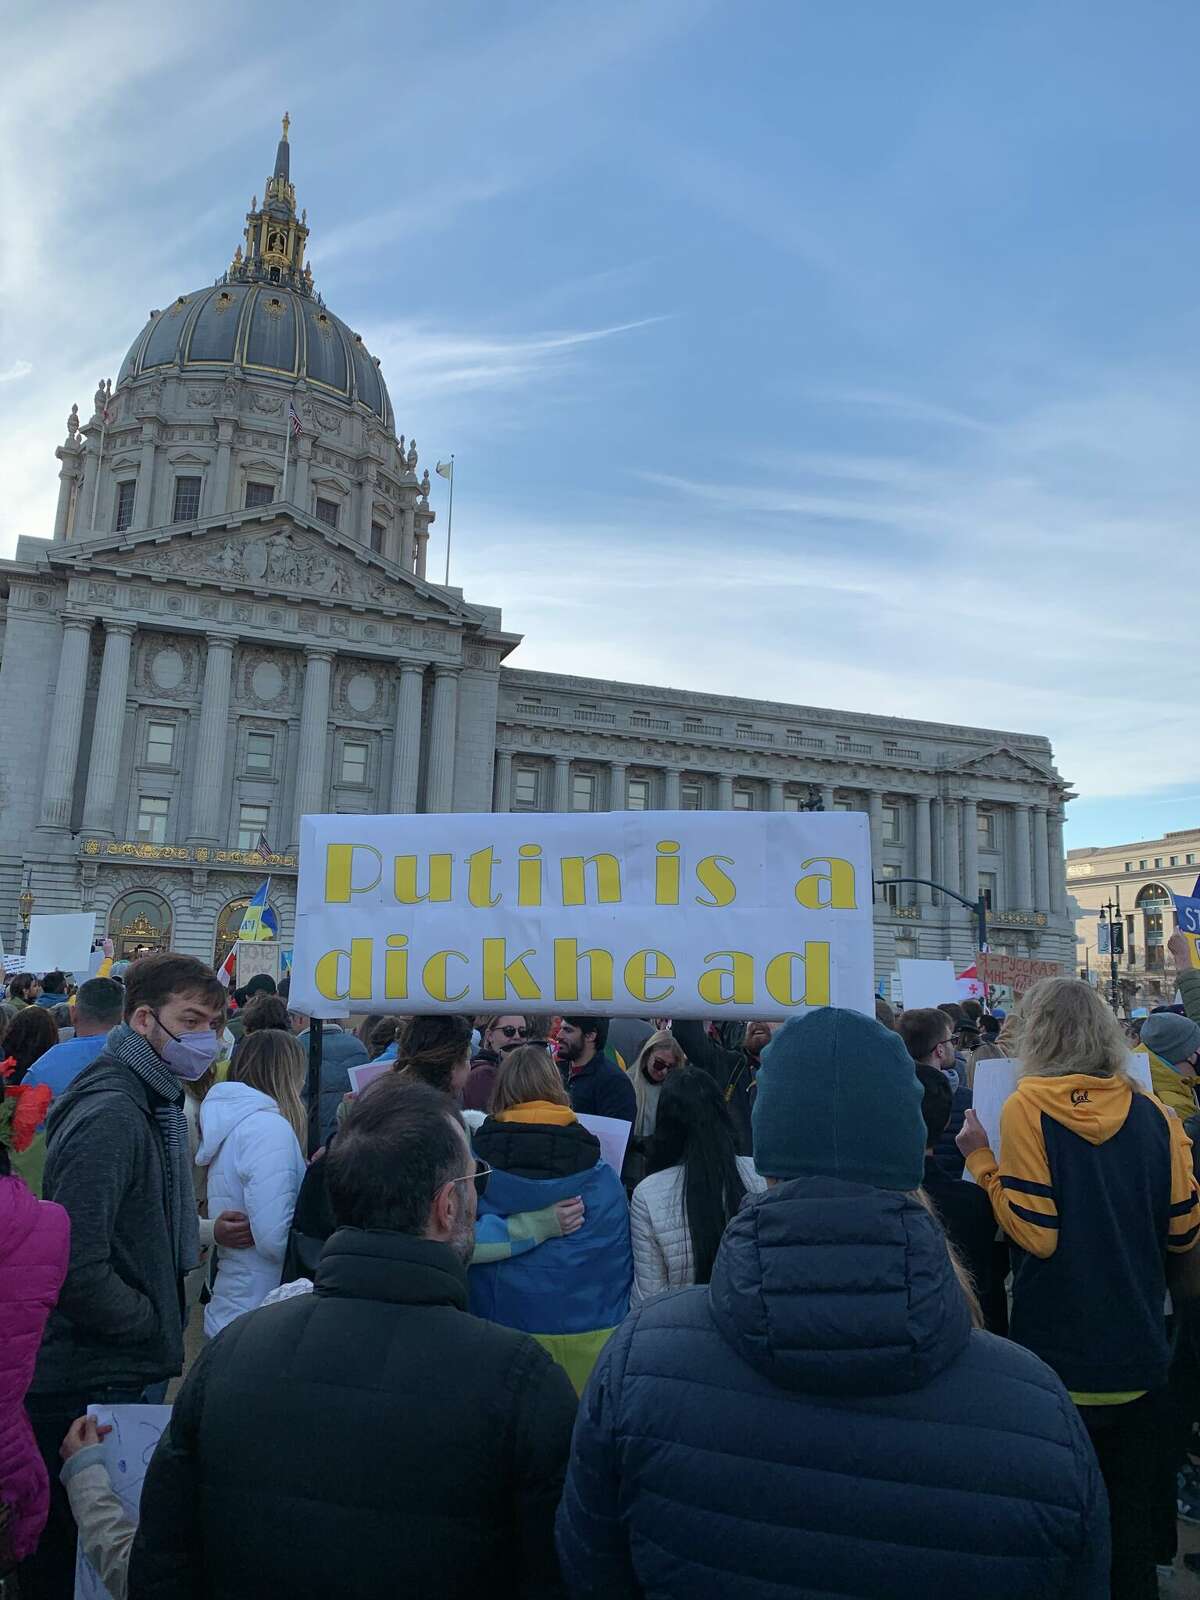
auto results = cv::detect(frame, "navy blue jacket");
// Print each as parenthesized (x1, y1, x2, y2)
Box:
(566, 1054, 635, 1124)
(557, 1177, 1108, 1600)
(298, 1027, 368, 1145)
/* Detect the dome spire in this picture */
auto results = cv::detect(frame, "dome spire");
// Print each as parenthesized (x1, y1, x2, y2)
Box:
(275, 111, 290, 182)
(225, 116, 312, 297)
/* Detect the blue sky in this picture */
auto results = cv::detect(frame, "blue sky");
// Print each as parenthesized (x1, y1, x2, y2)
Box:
(2, 0, 1198, 852)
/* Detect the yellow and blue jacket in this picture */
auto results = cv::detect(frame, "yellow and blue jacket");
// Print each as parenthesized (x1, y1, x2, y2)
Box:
(966, 1072, 1199, 1395)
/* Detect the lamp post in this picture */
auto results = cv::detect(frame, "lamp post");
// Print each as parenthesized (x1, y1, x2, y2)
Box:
(874, 875, 989, 965)
(1098, 886, 1125, 1015)
(18, 877, 34, 958)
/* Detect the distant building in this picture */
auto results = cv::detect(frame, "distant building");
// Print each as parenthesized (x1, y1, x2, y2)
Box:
(1067, 828, 1200, 1004)
(0, 123, 1075, 983)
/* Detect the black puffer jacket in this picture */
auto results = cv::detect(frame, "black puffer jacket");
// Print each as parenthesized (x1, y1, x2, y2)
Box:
(557, 1177, 1109, 1599)
(129, 1228, 579, 1600)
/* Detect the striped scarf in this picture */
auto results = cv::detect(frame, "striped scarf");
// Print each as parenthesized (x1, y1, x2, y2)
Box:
(106, 1023, 200, 1276)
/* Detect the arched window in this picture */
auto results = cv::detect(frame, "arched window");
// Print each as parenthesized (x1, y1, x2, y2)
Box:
(1137, 883, 1173, 971)
(214, 896, 280, 971)
(108, 890, 173, 960)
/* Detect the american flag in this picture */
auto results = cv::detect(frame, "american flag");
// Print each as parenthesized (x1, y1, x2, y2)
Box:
(288, 401, 303, 438)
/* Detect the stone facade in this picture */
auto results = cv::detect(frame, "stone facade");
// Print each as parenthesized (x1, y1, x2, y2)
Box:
(1067, 828, 1200, 1004)
(0, 126, 1077, 985)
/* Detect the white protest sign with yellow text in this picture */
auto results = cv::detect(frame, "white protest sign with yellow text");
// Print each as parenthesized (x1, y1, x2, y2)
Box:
(289, 810, 873, 1021)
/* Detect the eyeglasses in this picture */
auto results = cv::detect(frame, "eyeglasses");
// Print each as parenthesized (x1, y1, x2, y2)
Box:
(495, 1025, 528, 1040)
(501, 1037, 553, 1054)
(447, 1159, 491, 1198)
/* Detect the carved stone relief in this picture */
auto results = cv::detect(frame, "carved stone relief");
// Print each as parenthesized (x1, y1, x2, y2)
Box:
(133, 529, 419, 610)
(237, 649, 295, 712)
(136, 634, 199, 702)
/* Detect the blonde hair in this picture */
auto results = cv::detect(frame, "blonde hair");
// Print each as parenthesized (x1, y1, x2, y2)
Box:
(231, 1028, 307, 1146)
(489, 1044, 570, 1115)
(631, 1029, 686, 1134)
(1016, 977, 1128, 1080)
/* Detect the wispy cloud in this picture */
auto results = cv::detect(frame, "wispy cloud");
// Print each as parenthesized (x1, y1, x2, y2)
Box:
(0, 362, 32, 384)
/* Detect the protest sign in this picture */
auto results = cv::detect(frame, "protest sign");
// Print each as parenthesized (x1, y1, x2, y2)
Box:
(577, 1112, 633, 1175)
(969, 1054, 1155, 1181)
(289, 810, 874, 1021)
(234, 939, 281, 989)
(25, 913, 95, 975)
(1173, 895, 1200, 969)
(347, 1059, 392, 1096)
(976, 951, 1062, 996)
(896, 958, 957, 1012)
(74, 1404, 171, 1600)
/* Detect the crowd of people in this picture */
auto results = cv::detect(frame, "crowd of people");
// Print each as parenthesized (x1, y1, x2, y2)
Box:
(2, 937, 1200, 1597)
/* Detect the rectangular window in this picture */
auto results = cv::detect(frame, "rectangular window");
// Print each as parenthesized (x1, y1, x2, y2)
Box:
(834, 800, 853, 812)
(370, 522, 385, 553)
(172, 476, 201, 522)
(977, 811, 996, 848)
(145, 721, 175, 766)
(732, 789, 754, 810)
(680, 782, 703, 811)
(341, 741, 369, 785)
(571, 773, 596, 812)
(1124, 861, 1133, 872)
(879, 864, 901, 907)
(314, 497, 340, 529)
(513, 768, 539, 809)
(1189, 855, 1196, 866)
(1139, 859, 1147, 869)
(1154, 857, 1163, 868)
(245, 731, 274, 774)
(783, 794, 802, 811)
(237, 803, 270, 851)
(979, 871, 998, 911)
(627, 778, 651, 811)
(244, 481, 274, 509)
(1171, 856, 1179, 867)
(113, 479, 136, 532)
(135, 795, 169, 843)
(881, 803, 901, 845)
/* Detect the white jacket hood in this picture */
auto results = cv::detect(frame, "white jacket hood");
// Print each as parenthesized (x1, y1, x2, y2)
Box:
(197, 1081, 285, 1166)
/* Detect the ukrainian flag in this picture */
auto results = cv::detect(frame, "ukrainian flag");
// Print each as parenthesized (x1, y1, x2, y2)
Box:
(237, 879, 274, 942)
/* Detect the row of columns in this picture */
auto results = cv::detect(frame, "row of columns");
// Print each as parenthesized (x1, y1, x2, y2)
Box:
(38, 617, 462, 845)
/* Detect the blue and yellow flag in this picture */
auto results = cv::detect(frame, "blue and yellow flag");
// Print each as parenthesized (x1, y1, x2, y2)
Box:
(237, 879, 274, 943)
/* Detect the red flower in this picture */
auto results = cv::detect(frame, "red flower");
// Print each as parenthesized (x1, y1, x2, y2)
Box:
(4, 1083, 52, 1153)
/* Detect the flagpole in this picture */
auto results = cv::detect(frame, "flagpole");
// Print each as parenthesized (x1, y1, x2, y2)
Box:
(443, 453, 455, 586)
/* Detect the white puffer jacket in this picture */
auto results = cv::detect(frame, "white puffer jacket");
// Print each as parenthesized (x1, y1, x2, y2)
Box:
(197, 1081, 307, 1337)
(630, 1156, 765, 1305)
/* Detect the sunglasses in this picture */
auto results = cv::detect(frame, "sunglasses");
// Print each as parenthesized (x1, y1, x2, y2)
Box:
(494, 1025, 528, 1040)
(500, 1037, 554, 1054)
(447, 1159, 492, 1199)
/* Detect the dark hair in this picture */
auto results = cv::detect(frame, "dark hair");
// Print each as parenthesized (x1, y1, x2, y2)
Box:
(240, 994, 291, 1035)
(915, 1063, 952, 1147)
(937, 1002, 964, 1025)
(874, 996, 896, 1030)
(898, 1007, 953, 1063)
(277, 975, 290, 1002)
(394, 1014, 472, 1094)
(4, 1006, 58, 1083)
(8, 974, 38, 1002)
(646, 1067, 746, 1285)
(326, 1078, 466, 1233)
(74, 977, 125, 1028)
(563, 1016, 610, 1051)
(42, 971, 68, 995)
(368, 1016, 400, 1060)
(961, 999, 983, 1024)
(980, 1013, 1001, 1039)
(244, 973, 277, 998)
(123, 953, 225, 1022)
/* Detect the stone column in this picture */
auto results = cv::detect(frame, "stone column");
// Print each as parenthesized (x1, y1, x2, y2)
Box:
(188, 634, 237, 843)
(1013, 802, 1034, 908)
(358, 463, 377, 546)
(663, 766, 682, 809)
(493, 749, 512, 813)
(717, 774, 734, 810)
(78, 438, 100, 535)
(768, 778, 785, 811)
(401, 500, 417, 571)
(1032, 804, 1051, 911)
(291, 648, 334, 837)
(962, 797, 979, 904)
(292, 435, 312, 508)
(208, 420, 235, 515)
(609, 762, 627, 810)
(81, 621, 137, 836)
(415, 528, 429, 581)
(867, 792, 883, 869)
(821, 783, 836, 813)
(942, 798, 962, 896)
(553, 757, 571, 813)
(914, 794, 932, 905)
(131, 424, 158, 532)
(389, 663, 425, 813)
(53, 445, 82, 541)
(38, 616, 93, 829)
(423, 666, 459, 812)
(1049, 808, 1067, 915)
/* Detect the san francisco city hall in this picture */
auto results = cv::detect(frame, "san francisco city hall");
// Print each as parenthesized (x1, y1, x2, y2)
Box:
(0, 124, 1075, 984)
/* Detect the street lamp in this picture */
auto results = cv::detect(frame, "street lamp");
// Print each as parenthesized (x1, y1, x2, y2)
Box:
(1097, 886, 1125, 1015)
(875, 875, 989, 956)
(18, 877, 34, 958)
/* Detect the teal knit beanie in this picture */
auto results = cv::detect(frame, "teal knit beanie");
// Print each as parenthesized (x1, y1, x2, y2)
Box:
(752, 1007, 926, 1190)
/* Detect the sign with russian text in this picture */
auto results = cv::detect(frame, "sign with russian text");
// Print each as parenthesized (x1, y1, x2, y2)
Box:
(1172, 895, 1200, 969)
(289, 810, 874, 1021)
(976, 951, 1062, 996)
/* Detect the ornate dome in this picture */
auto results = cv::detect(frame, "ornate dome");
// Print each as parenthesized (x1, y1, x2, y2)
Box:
(116, 114, 392, 427)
